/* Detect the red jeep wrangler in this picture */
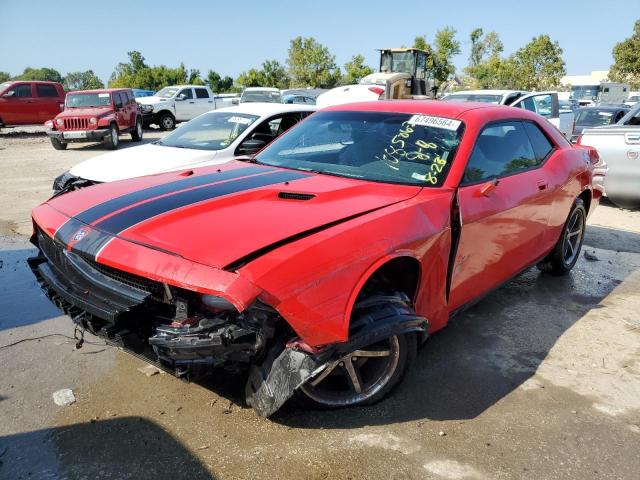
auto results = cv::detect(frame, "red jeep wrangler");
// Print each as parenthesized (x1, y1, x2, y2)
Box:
(45, 88, 142, 150)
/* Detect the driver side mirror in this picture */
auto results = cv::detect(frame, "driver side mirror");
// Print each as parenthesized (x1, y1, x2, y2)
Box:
(176, 94, 186, 101)
(2, 90, 15, 98)
(231, 98, 240, 105)
(237, 138, 266, 155)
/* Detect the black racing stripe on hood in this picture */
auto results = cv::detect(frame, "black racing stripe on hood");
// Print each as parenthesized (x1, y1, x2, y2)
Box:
(75, 166, 270, 225)
(94, 170, 309, 235)
(54, 217, 113, 260)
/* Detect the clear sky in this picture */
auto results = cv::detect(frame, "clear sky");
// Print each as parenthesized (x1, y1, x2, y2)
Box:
(1, 0, 637, 83)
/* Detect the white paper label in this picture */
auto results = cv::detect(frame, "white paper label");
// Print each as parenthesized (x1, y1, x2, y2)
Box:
(98, 93, 110, 98)
(408, 114, 461, 131)
(228, 116, 251, 125)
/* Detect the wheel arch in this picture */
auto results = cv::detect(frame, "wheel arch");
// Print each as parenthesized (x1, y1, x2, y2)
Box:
(578, 187, 592, 214)
(343, 252, 422, 332)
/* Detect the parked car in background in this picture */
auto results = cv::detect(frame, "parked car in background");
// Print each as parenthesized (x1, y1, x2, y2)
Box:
(577, 103, 640, 209)
(53, 103, 316, 193)
(136, 85, 237, 130)
(442, 90, 574, 138)
(559, 99, 579, 113)
(570, 82, 630, 106)
(45, 88, 142, 150)
(239, 87, 282, 104)
(0, 81, 65, 127)
(131, 88, 155, 98)
(30, 100, 600, 417)
(570, 105, 630, 143)
(625, 93, 640, 107)
(283, 93, 316, 105)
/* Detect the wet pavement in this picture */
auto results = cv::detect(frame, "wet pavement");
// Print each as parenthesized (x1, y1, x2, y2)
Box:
(0, 130, 639, 479)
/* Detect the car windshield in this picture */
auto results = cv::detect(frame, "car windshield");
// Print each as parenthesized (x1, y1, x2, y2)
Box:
(442, 93, 503, 104)
(1, 82, 13, 91)
(575, 110, 615, 126)
(241, 91, 282, 103)
(570, 85, 599, 101)
(155, 87, 180, 98)
(155, 111, 259, 150)
(66, 93, 111, 108)
(255, 111, 464, 187)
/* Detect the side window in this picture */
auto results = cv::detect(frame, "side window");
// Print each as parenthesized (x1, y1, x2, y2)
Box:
(195, 88, 209, 99)
(532, 95, 553, 118)
(14, 84, 33, 97)
(462, 121, 537, 184)
(36, 84, 59, 97)
(178, 88, 193, 100)
(523, 122, 554, 164)
(114, 93, 124, 109)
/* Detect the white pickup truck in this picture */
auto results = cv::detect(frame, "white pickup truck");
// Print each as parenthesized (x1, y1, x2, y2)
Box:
(442, 90, 574, 138)
(578, 103, 640, 208)
(137, 85, 238, 130)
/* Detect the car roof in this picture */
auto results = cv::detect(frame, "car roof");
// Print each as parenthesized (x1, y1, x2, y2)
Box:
(322, 100, 495, 118)
(67, 88, 130, 94)
(243, 87, 280, 92)
(445, 89, 527, 96)
(213, 103, 317, 116)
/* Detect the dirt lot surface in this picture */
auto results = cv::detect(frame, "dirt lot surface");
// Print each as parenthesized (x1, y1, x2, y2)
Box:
(0, 130, 639, 480)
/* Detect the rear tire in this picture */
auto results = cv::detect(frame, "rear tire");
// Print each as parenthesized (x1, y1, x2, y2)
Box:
(50, 137, 67, 150)
(298, 293, 418, 409)
(538, 198, 586, 275)
(130, 117, 143, 142)
(158, 112, 175, 131)
(103, 123, 119, 150)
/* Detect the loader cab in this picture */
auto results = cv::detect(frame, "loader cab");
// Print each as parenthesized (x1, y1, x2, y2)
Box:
(369, 48, 431, 99)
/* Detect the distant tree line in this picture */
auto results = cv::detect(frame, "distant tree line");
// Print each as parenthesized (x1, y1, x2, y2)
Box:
(2, 20, 638, 93)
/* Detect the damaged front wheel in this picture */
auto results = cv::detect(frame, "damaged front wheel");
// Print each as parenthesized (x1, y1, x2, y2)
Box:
(299, 333, 416, 408)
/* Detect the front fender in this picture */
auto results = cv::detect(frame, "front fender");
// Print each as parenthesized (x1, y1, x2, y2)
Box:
(97, 115, 115, 127)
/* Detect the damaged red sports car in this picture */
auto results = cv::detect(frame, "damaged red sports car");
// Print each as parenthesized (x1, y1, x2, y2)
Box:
(29, 101, 600, 416)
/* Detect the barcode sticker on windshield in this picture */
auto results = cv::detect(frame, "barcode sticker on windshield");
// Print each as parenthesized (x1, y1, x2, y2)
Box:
(98, 93, 110, 97)
(408, 115, 461, 131)
(228, 116, 251, 125)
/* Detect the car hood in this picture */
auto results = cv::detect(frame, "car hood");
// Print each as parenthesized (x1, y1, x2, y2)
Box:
(46, 162, 421, 269)
(57, 106, 112, 118)
(136, 96, 170, 105)
(69, 143, 220, 182)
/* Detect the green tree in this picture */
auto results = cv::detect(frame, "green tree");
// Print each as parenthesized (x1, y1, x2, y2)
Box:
(342, 54, 373, 84)
(236, 68, 265, 88)
(465, 29, 505, 88)
(609, 19, 640, 88)
(261, 60, 290, 89)
(509, 34, 565, 90)
(0, 71, 11, 83)
(15, 67, 63, 82)
(431, 27, 461, 94)
(187, 68, 205, 85)
(412, 36, 430, 52)
(206, 70, 234, 92)
(108, 51, 201, 90)
(63, 70, 104, 91)
(287, 36, 341, 88)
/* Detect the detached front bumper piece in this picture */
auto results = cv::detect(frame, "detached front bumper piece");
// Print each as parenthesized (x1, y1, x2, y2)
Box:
(46, 128, 110, 143)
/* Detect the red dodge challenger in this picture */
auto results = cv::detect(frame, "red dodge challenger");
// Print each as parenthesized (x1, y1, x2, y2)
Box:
(29, 101, 600, 416)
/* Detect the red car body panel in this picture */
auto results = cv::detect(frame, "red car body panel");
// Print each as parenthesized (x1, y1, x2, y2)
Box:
(32, 101, 598, 347)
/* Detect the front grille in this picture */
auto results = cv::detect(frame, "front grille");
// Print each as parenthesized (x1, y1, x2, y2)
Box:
(63, 117, 89, 130)
(37, 229, 165, 301)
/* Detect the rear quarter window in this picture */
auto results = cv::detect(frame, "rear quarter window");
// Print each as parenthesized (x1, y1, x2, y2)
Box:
(36, 84, 59, 97)
(523, 122, 554, 163)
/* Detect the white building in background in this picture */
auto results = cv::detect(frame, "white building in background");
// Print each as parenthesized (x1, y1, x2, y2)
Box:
(560, 70, 610, 87)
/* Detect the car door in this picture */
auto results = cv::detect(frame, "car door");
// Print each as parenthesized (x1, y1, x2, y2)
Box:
(123, 90, 137, 127)
(193, 87, 214, 115)
(35, 83, 63, 122)
(174, 87, 195, 121)
(448, 120, 556, 311)
(113, 92, 128, 131)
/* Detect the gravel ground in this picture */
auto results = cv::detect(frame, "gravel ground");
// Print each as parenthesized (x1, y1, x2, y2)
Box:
(0, 131, 638, 480)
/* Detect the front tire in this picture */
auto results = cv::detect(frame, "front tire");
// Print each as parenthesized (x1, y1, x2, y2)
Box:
(130, 117, 143, 141)
(158, 112, 175, 131)
(538, 198, 587, 275)
(103, 123, 119, 150)
(50, 137, 67, 150)
(298, 294, 418, 409)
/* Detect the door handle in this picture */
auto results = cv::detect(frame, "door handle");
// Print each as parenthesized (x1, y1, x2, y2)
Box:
(478, 178, 500, 197)
(189, 101, 195, 104)
(537, 180, 548, 191)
